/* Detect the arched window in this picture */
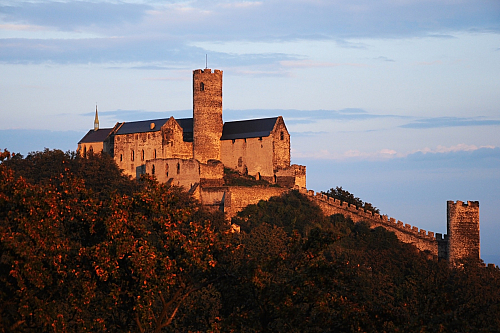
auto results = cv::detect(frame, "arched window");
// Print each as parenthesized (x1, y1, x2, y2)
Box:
(280, 131, 284, 140)
(131, 150, 135, 161)
(120, 154, 123, 162)
(83, 146, 87, 158)
(200, 82, 205, 91)
(89, 145, 93, 153)
(177, 162, 180, 174)
(141, 150, 145, 161)
(274, 174, 277, 183)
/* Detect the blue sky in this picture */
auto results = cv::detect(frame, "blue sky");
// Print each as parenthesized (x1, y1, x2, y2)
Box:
(1, 0, 499, 263)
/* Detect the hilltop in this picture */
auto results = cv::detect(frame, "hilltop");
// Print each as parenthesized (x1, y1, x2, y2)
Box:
(1, 149, 500, 332)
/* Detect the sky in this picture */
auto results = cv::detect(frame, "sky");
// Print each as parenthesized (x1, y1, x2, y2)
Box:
(1, 0, 499, 263)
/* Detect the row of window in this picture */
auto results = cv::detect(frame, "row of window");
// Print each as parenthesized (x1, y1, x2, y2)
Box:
(148, 163, 180, 176)
(119, 149, 157, 162)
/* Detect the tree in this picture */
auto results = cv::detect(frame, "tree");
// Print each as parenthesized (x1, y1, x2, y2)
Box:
(0, 158, 229, 332)
(1, 148, 140, 199)
(322, 186, 380, 214)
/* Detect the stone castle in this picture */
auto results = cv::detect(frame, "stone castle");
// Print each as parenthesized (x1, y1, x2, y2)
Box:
(78, 68, 480, 264)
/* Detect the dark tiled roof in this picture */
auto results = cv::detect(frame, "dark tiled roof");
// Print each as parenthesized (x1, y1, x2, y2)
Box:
(78, 128, 113, 144)
(178, 118, 194, 142)
(115, 117, 194, 142)
(221, 117, 278, 140)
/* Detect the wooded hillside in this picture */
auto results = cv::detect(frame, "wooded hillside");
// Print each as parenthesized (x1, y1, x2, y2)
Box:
(1, 149, 499, 332)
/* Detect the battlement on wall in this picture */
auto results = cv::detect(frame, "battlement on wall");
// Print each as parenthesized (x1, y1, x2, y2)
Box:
(193, 69, 222, 74)
(450, 200, 479, 208)
(297, 187, 440, 242)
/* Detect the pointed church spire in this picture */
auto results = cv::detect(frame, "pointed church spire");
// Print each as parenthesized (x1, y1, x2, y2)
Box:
(94, 104, 99, 131)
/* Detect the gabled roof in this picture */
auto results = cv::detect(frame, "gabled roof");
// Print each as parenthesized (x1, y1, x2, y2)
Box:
(78, 128, 113, 144)
(221, 117, 278, 140)
(114, 117, 194, 142)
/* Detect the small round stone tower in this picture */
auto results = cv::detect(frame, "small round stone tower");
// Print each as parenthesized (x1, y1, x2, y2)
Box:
(193, 68, 223, 164)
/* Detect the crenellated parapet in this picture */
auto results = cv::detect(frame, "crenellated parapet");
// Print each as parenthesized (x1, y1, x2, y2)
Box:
(297, 186, 447, 257)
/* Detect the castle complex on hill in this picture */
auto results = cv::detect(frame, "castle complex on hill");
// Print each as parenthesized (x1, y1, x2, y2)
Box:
(78, 68, 480, 265)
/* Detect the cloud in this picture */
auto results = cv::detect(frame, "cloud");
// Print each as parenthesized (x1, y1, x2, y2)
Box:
(415, 60, 442, 66)
(294, 142, 499, 162)
(400, 117, 500, 129)
(412, 144, 495, 154)
(0, 37, 299, 65)
(220, 1, 263, 9)
(0, 23, 47, 31)
(142, 76, 190, 81)
(280, 60, 368, 68)
(1, 0, 499, 65)
(79, 109, 192, 123)
(0, 2, 152, 31)
(375, 56, 395, 62)
(223, 108, 397, 124)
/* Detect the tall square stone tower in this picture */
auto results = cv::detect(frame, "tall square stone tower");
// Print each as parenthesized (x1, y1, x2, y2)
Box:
(447, 200, 480, 263)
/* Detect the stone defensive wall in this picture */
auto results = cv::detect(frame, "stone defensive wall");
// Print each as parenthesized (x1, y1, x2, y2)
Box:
(297, 188, 441, 256)
(201, 184, 444, 258)
(201, 186, 288, 219)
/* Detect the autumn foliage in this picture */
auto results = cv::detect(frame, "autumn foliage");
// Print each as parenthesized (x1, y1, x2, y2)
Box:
(1, 148, 500, 332)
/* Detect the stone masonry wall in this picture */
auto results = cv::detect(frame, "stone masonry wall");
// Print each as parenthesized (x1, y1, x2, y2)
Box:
(447, 200, 480, 263)
(275, 164, 306, 188)
(114, 131, 162, 178)
(298, 188, 440, 257)
(222, 186, 288, 219)
(199, 160, 224, 187)
(160, 117, 193, 159)
(271, 116, 291, 171)
(193, 69, 223, 164)
(145, 158, 200, 191)
(113, 118, 193, 179)
(220, 136, 274, 178)
(78, 142, 104, 157)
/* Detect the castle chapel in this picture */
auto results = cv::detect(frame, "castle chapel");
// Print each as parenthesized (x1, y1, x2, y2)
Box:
(78, 69, 306, 198)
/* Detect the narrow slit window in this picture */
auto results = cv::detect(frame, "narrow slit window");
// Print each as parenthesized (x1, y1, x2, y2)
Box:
(200, 82, 205, 91)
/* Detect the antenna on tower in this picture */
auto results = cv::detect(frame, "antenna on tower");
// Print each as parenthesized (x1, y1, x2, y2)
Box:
(205, 54, 208, 69)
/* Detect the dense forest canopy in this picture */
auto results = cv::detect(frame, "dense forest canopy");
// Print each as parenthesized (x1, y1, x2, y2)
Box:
(1, 149, 500, 332)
